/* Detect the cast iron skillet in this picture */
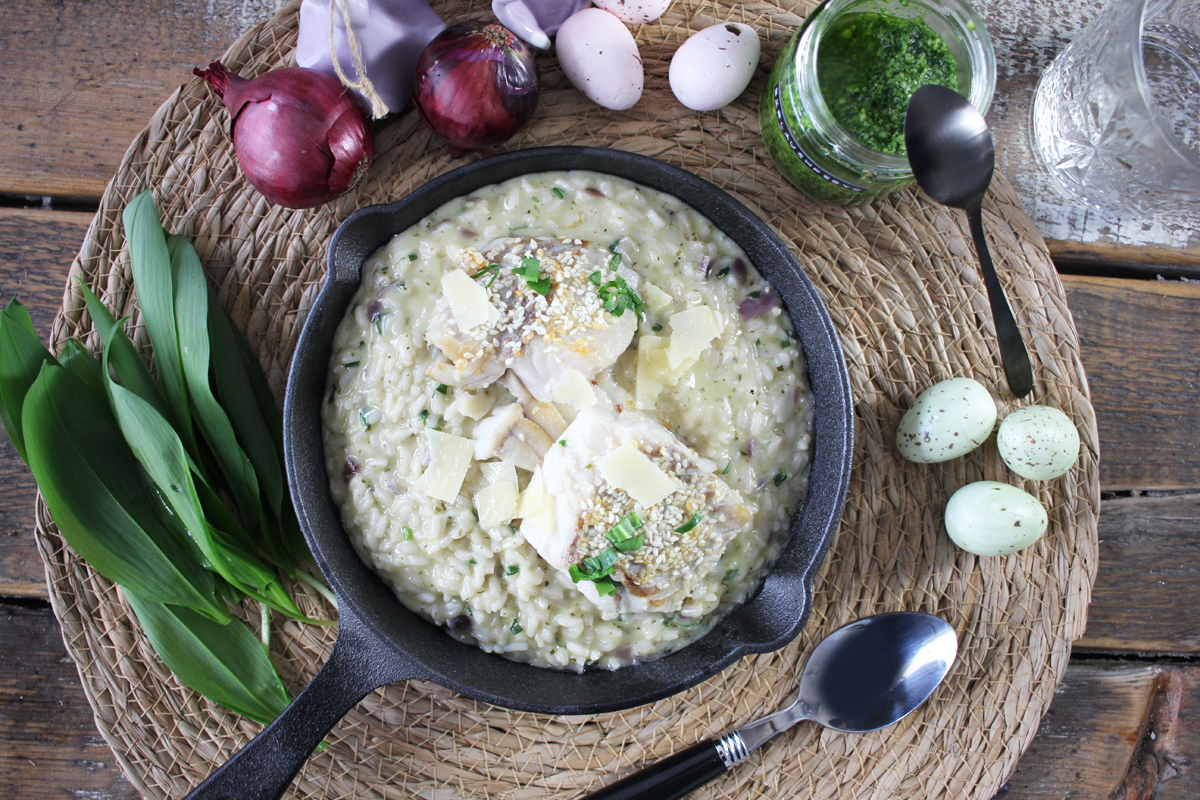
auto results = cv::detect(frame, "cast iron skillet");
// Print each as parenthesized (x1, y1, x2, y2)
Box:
(186, 146, 854, 800)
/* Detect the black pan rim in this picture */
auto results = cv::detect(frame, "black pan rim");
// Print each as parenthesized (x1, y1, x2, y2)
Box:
(284, 145, 853, 715)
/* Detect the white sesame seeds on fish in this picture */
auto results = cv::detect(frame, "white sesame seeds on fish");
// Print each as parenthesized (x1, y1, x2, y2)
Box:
(527, 407, 753, 614)
(426, 237, 637, 402)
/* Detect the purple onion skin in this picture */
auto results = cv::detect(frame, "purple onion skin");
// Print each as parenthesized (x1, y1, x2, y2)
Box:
(413, 22, 540, 154)
(194, 61, 374, 209)
(739, 286, 783, 320)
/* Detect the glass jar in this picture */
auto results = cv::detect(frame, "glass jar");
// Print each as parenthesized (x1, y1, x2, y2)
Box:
(760, 0, 995, 206)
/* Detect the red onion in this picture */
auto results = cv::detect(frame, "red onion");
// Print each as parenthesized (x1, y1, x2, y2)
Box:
(193, 61, 375, 209)
(413, 22, 539, 155)
(739, 286, 783, 320)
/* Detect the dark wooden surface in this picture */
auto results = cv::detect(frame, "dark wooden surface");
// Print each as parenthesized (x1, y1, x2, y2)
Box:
(3, 1, 1199, 798)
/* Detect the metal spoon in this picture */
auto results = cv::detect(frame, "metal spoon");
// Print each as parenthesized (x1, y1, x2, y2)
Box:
(584, 612, 958, 800)
(904, 84, 1034, 398)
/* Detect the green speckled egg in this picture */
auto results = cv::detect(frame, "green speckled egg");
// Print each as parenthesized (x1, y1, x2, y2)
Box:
(896, 378, 997, 463)
(945, 481, 1048, 556)
(997, 405, 1080, 480)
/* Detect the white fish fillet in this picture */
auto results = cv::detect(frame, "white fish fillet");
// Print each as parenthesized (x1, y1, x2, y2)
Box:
(426, 238, 637, 402)
(526, 407, 752, 613)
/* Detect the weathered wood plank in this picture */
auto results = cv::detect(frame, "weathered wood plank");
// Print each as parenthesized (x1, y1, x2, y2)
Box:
(1, 0, 1198, 256)
(999, 663, 1198, 799)
(0, 209, 90, 598)
(1064, 276, 1200, 492)
(0, 0, 281, 198)
(0, 602, 140, 800)
(1075, 493, 1200, 655)
(1, 601, 1197, 800)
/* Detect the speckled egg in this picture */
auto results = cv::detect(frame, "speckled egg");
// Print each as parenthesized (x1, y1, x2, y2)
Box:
(997, 405, 1080, 480)
(556, 8, 644, 110)
(945, 481, 1048, 556)
(669, 23, 760, 112)
(593, 0, 672, 24)
(896, 378, 997, 463)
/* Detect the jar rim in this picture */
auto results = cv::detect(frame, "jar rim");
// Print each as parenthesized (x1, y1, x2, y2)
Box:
(795, 0, 996, 172)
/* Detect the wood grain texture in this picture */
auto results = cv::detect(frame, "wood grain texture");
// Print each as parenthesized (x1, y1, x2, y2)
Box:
(1, 602, 1196, 800)
(0, 602, 139, 800)
(1000, 663, 1198, 799)
(0, 209, 89, 597)
(0, 0, 282, 198)
(1064, 276, 1200, 491)
(1076, 493, 1200, 655)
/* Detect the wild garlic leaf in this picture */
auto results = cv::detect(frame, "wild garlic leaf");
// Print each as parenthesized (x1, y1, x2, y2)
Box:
(168, 234, 261, 527)
(125, 592, 290, 725)
(79, 281, 178, 432)
(56, 339, 106, 400)
(123, 190, 196, 455)
(207, 294, 296, 567)
(23, 364, 229, 622)
(0, 299, 56, 461)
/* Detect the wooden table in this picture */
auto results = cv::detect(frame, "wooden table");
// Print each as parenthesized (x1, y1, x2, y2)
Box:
(2, 1, 1197, 798)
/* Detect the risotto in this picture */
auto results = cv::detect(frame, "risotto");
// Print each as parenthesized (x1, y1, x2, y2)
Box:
(323, 171, 813, 671)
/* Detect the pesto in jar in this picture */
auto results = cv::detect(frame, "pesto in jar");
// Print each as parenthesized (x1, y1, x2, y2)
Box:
(817, 12, 958, 155)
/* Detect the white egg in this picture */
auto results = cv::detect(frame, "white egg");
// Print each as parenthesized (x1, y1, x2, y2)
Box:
(556, 8, 644, 110)
(997, 405, 1080, 481)
(669, 23, 760, 112)
(945, 481, 1048, 556)
(895, 378, 997, 464)
(593, 0, 672, 24)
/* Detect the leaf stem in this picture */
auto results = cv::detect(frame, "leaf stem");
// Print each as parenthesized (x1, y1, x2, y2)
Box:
(295, 568, 338, 608)
(260, 601, 270, 649)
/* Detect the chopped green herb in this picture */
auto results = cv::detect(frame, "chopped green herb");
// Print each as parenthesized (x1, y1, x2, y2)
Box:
(468, 559, 477, 565)
(774, 469, 787, 487)
(570, 547, 619, 584)
(552, 187, 565, 199)
(588, 271, 602, 286)
(606, 512, 644, 551)
(473, 262, 502, 289)
(408, 253, 418, 261)
(596, 276, 644, 322)
(674, 512, 703, 534)
(559, 439, 567, 447)
(374, 313, 385, 335)
(507, 565, 520, 575)
(359, 408, 372, 431)
(593, 577, 618, 596)
(748, 290, 761, 298)
(756, 338, 762, 346)
(513, 256, 551, 295)
(723, 459, 732, 475)
(723, 568, 739, 583)
(608, 240, 621, 253)
(608, 252, 622, 270)
(509, 224, 529, 233)
(435, 384, 448, 395)
(403, 527, 414, 540)
(342, 360, 360, 368)
(652, 323, 663, 332)
(510, 618, 523, 634)
(418, 409, 430, 424)
(717, 267, 730, 278)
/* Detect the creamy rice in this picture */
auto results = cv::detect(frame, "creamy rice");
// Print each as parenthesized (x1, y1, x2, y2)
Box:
(323, 171, 813, 671)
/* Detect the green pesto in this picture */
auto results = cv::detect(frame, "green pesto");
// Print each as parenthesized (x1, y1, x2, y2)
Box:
(817, 13, 957, 154)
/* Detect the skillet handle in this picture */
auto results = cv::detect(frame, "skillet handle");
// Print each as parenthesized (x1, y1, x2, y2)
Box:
(185, 607, 419, 800)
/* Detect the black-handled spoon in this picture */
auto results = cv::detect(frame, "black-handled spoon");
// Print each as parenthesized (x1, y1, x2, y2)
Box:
(584, 612, 958, 800)
(904, 84, 1034, 398)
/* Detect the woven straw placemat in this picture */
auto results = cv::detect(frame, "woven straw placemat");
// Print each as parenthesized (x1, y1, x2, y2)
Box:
(35, 0, 1099, 797)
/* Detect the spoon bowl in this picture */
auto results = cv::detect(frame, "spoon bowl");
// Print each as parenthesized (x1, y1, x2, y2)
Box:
(905, 84, 1034, 398)
(586, 612, 958, 800)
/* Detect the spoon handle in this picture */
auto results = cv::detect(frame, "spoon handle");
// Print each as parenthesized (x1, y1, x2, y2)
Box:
(582, 737, 741, 800)
(967, 205, 1034, 398)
